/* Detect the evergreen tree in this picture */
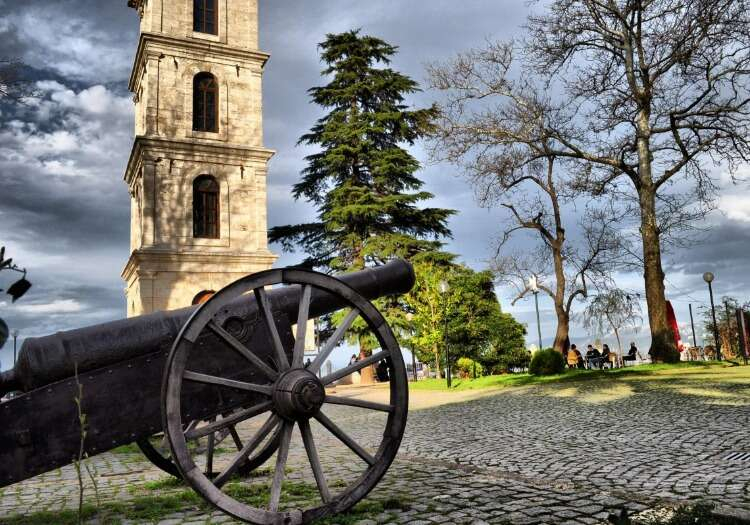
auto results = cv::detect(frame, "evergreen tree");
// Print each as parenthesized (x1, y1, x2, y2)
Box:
(269, 30, 455, 271)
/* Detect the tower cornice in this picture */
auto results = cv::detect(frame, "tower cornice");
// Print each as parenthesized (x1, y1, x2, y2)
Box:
(122, 249, 278, 283)
(129, 32, 270, 92)
(124, 136, 275, 187)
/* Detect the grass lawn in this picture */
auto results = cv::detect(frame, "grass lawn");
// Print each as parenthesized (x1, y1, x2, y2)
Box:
(410, 361, 750, 392)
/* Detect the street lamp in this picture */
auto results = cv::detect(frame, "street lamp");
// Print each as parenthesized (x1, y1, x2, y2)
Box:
(703, 272, 721, 361)
(406, 313, 418, 382)
(439, 279, 452, 388)
(529, 276, 543, 350)
(12, 330, 19, 366)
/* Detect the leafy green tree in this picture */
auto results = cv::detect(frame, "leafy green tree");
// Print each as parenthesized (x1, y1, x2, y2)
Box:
(269, 30, 454, 272)
(703, 297, 749, 359)
(404, 263, 451, 378)
(445, 268, 502, 366)
(405, 263, 526, 378)
(481, 313, 528, 374)
(269, 31, 455, 381)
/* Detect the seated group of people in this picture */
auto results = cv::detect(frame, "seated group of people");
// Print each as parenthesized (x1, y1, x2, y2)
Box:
(565, 342, 641, 369)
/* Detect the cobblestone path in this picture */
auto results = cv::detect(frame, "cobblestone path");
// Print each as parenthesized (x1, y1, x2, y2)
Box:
(2, 374, 749, 524)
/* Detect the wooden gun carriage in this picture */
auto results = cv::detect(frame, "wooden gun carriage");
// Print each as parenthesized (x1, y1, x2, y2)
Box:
(0, 261, 414, 524)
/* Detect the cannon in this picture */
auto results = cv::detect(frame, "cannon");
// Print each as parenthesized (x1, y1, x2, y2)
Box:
(0, 260, 414, 524)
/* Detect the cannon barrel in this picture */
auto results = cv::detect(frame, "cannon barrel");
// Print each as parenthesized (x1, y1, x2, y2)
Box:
(0, 260, 415, 397)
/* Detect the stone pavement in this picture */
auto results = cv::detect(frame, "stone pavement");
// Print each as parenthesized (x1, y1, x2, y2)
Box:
(2, 374, 749, 524)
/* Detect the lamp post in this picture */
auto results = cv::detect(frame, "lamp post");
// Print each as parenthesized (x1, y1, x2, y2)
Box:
(405, 313, 418, 382)
(439, 279, 451, 388)
(689, 303, 698, 348)
(703, 272, 721, 361)
(529, 276, 543, 350)
(12, 330, 19, 366)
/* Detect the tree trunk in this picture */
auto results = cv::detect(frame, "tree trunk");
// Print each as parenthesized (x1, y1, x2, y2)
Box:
(433, 343, 442, 379)
(552, 309, 570, 355)
(614, 327, 622, 354)
(639, 182, 678, 362)
(551, 240, 569, 354)
(359, 348, 375, 384)
(633, 100, 678, 364)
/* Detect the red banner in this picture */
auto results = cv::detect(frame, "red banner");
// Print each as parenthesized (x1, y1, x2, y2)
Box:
(666, 301, 683, 351)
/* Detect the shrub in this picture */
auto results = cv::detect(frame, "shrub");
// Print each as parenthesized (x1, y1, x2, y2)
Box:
(455, 358, 483, 378)
(497, 347, 531, 372)
(529, 349, 565, 376)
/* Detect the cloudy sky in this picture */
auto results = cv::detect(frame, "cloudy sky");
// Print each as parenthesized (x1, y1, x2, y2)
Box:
(0, 0, 748, 370)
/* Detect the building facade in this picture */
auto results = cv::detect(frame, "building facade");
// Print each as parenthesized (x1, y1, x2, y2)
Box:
(123, 0, 276, 316)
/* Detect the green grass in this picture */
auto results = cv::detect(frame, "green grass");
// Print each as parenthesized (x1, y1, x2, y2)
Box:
(110, 442, 142, 455)
(2, 482, 411, 525)
(141, 477, 186, 491)
(410, 361, 742, 392)
(0, 490, 202, 525)
(0, 507, 101, 525)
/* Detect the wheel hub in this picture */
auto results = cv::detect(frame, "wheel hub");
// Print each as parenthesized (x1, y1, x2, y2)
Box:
(273, 369, 326, 420)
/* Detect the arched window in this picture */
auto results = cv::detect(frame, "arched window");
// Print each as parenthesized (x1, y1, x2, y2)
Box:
(193, 73, 218, 133)
(193, 175, 220, 239)
(193, 0, 218, 34)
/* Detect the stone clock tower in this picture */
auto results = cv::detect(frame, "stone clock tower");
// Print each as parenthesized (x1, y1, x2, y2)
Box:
(123, 0, 277, 316)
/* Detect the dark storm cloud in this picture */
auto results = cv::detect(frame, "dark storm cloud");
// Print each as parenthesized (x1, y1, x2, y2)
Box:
(0, 22, 28, 58)
(1, 168, 129, 249)
(665, 217, 750, 301)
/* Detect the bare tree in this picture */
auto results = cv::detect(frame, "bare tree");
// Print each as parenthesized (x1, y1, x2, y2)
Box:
(580, 289, 643, 355)
(429, 43, 626, 354)
(431, 0, 750, 362)
(0, 59, 37, 102)
(491, 206, 625, 354)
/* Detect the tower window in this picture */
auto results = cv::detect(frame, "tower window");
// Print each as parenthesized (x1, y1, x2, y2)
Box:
(193, 175, 220, 239)
(193, 73, 218, 132)
(193, 0, 218, 35)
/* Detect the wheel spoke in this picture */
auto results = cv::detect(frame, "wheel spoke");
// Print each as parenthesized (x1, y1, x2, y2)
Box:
(229, 425, 244, 451)
(308, 308, 360, 374)
(320, 351, 390, 386)
(269, 421, 294, 512)
(214, 414, 280, 488)
(208, 321, 279, 381)
(292, 285, 312, 368)
(183, 370, 273, 395)
(299, 419, 331, 503)
(206, 420, 216, 476)
(183, 419, 200, 437)
(324, 395, 394, 413)
(186, 401, 273, 440)
(314, 411, 375, 466)
(254, 288, 291, 371)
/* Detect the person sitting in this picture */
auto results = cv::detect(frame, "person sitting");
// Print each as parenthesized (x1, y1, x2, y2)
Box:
(586, 345, 602, 369)
(623, 342, 638, 365)
(601, 344, 611, 368)
(376, 360, 390, 382)
(566, 344, 580, 369)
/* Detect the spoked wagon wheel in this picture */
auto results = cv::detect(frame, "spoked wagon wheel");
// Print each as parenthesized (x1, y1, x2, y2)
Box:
(162, 268, 408, 524)
(136, 414, 282, 479)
